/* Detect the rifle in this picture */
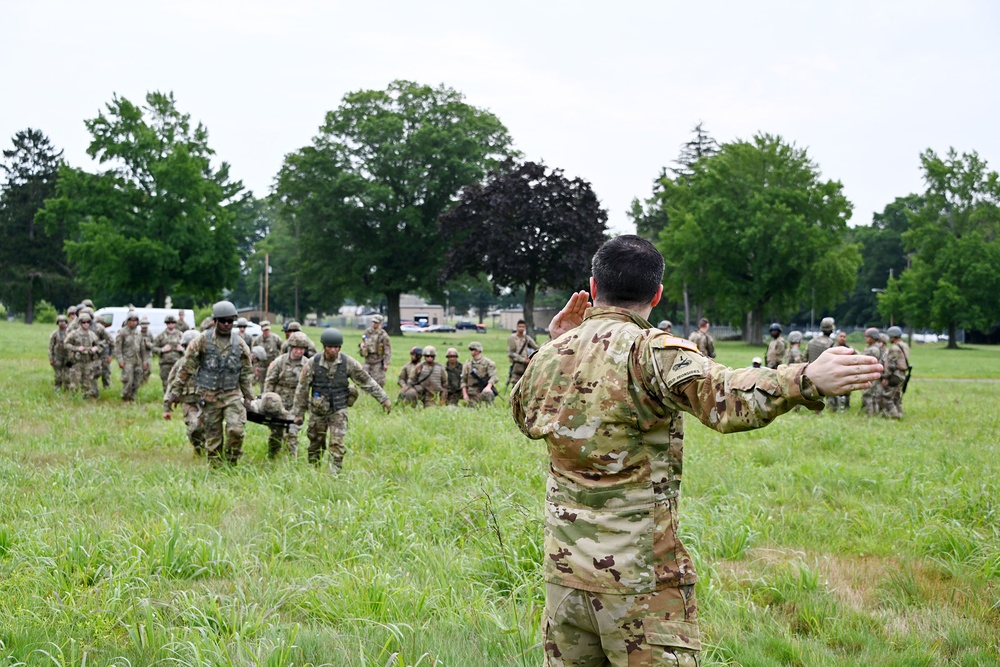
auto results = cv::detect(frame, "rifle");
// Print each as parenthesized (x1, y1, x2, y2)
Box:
(902, 365, 913, 393)
(246, 410, 295, 427)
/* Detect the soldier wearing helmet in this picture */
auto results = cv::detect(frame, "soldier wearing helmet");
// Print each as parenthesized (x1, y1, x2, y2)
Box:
(166, 300, 255, 466)
(175, 310, 190, 333)
(64, 312, 101, 397)
(397, 346, 424, 405)
(154, 312, 185, 392)
(359, 314, 392, 388)
(139, 317, 154, 385)
(236, 317, 253, 348)
(280, 321, 317, 357)
(293, 328, 392, 473)
(657, 320, 672, 334)
(49, 314, 71, 391)
(765, 322, 786, 369)
(443, 347, 463, 405)
(880, 326, 910, 419)
(861, 328, 885, 417)
(114, 310, 149, 402)
(251, 320, 282, 393)
(400, 344, 447, 407)
(262, 331, 311, 458)
(163, 329, 207, 456)
(782, 331, 804, 365)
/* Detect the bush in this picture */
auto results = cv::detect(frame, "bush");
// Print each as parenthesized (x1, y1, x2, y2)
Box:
(34, 300, 58, 324)
(0, 303, 7, 320)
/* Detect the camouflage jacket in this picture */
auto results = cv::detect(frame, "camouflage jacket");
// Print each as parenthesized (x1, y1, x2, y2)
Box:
(280, 336, 316, 357)
(49, 327, 68, 363)
(153, 328, 185, 365)
(884, 342, 909, 383)
(805, 334, 834, 363)
(462, 357, 498, 391)
(92, 321, 113, 356)
(168, 329, 254, 403)
(65, 328, 101, 363)
(164, 357, 199, 405)
(511, 306, 823, 594)
(444, 361, 463, 393)
(687, 329, 715, 358)
(507, 333, 539, 365)
(293, 352, 388, 416)
(264, 352, 307, 409)
(114, 326, 149, 364)
(398, 361, 420, 388)
(252, 332, 283, 366)
(782, 345, 803, 365)
(406, 361, 447, 394)
(765, 336, 787, 369)
(360, 327, 391, 365)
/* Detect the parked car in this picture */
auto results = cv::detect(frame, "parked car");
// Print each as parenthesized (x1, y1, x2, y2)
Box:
(455, 321, 487, 333)
(400, 323, 428, 333)
(427, 324, 456, 333)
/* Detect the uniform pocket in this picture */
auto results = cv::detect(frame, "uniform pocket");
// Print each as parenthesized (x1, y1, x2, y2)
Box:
(643, 619, 701, 666)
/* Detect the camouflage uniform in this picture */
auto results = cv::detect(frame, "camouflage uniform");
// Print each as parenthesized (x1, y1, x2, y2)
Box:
(251, 328, 282, 393)
(48, 320, 70, 390)
(507, 331, 539, 386)
(293, 352, 389, 469)
(359, 323, 392, 388)
(806, 331, 837, 411)
(511, 307, 825, 667)
(881, 340, 909, 419)
(169, 329, 254, 464)
(687, 329, 715, 358)
(401, 356, 448, 407)
(861, 334, 885, 417)
(154, 327, 185, 392)
(280, 335, 316, 357)
(65, 324, 101, 398)
(114, 324, 149, 401)
(264, 348, 308, 457)
(765, 335, 787, 369)
(397, 357, 422, 407)
(462, 352, 498, 406)
(444, 357, 463, 406)
(165, 357, 206, 455)
(91, 316, 114, 389)
(140, 323, 155, 384)
(175, 316, 191, 333)
(782, 345, 803, 365)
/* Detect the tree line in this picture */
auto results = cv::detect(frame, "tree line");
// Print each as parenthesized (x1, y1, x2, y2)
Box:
(2, 83, 998, 345)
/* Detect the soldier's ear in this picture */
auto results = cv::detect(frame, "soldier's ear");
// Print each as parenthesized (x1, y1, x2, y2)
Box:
(650, 285, 664, 308)
(589, 277, 598, 302)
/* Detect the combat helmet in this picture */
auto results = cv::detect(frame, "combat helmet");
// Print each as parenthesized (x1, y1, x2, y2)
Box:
(78, 312, 92, 323)
(67, 305, 77, 316)
(181, 330, 198, 346)
(284, 321, 302, 333)
(212, 300, 238, 319)
(657, 320, 672, 330)
(410, 346, 424, 357)
(256, 392, 285, 418)
(788, 331, 803, 344)
(769, 322, 782, 332)
(236, 317, 249, 328)
(252, 345, 267, 361)
(445, 347, 459, 358)
(320, 328, 344, 347)
(422, 345, 437, 358)
(286, 332, 310, 348)
(886, 326, 903, 339)
(864, 327, 880, 339)
(57, 314, 67, 323)
(820, 317, 835, 333)
(164, 314, 177, 323)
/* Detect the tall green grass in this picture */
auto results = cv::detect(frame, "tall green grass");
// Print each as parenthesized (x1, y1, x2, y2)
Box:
(1, 321, 997, 665)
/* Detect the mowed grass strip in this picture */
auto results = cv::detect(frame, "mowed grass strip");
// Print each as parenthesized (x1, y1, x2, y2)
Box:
(0, 321, 997, 666)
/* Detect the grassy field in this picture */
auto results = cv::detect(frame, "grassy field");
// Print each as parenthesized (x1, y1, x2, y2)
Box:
(1, 321, 998, 666)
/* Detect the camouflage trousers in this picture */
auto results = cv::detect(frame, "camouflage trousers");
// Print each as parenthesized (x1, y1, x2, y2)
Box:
(181, 400, 206, 454)
(465, 386, 495, 407)
(101, 355, 112, 388)
(402, 386, 444, 408)
(880, 383, 904, 419)
(446, 388, 462, 406)
(399, 386, 420, 408)
(159, 360, 178, 394)
(267, 423, 299, 458)
(200, 392, 247, 464)
(861, 384, 881, 417)
(306, 404, 348, 468)
(120, 361, 145, 401)
(69, 359, 100, 398)
(364, 359, 387, 388)
(826, 394, 849, 412)
(510, 361, 527, 386)
(52, 360, 69, 391)
(544, 583, 701, 667)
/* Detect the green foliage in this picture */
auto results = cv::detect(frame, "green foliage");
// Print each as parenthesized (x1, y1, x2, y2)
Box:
(36, 92, 244, 308)
(32, 300, 57, 324)
(885, 149, 1000, 346)
(275, 80, 515, 334)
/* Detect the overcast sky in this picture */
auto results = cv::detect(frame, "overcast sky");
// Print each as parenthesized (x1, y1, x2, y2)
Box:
(4, 1, 999, 234)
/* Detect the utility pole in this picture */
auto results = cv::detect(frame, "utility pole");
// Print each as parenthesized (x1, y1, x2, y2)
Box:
(264, 253, 270, 321)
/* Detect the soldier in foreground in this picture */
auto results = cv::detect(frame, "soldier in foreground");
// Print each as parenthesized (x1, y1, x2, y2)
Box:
(688, 317, 716, 358)
(511, 235, 882, 667)
(48, 314, 70, 391)
(359, 314, 392, 387)
(507, 319, 538, 387)
(293, 328, 391, 473)
(166, 301, 254, 466)
(64, 312, 101, 398)
(765, 322, 786, 369)
(263, 331, 311, 457)
(114, 311, 149, 402)
(461, 341, 497, 407)
(153, 314, 185, 393)
(162, 330, 205, 455)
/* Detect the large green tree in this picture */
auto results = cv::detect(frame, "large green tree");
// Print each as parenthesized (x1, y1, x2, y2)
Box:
(37, 92, 244, 307)
(881, 149, 1000, 348)
(274, 80, 515, 334)
(440, 160, 608, 331)
(642, 134, 858, 344)
(0, 129, 77, 322)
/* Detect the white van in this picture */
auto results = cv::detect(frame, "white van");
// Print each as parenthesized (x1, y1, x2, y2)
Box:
(94, 307, 197, 338)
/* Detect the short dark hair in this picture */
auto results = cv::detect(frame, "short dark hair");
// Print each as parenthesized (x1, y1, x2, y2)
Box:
(699, 318, 711, 328)
(591, 235, 664, 307)
(516, 319, 525, 326)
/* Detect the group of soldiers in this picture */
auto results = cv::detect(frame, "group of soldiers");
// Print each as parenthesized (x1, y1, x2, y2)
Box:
(48, 300, 179, 400)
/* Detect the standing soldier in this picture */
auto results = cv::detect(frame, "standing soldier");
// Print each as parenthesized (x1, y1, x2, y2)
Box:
(462, 341, 498, 407)
(444, 347, 463, 405)
(236, 318, 254, 348)
(657, 320, 672, 334)
(48, 314, 70, 391)
(293, 328, 392, 473)
(251, 321, 282, 394)
(397, 346, 423, 406)
(139, 317, 155, 385)
(175, 310, 191, 333)
(64, 312, 101, 398)
(359, 314, 392, 387)
(507, 319, 538, 387)
(85, 308, 114, 390)
(688, 318, 716, 358)
(66, 305, 78, 327)
(162, 330, 206, 456)
(153, 314, 185, 393)
(401, 345, 447, 407)
(782, 331, 804, 365)
(166, 301, 255, 466)
(280, 321, 316, 357)
(264, 331, 311, 458)
(807, 317, 838, 410)
(861, 328, 885, 417)
(765, 323, 786, 369)
(114, 311, 149, 402)
(881, 326, 910, 419)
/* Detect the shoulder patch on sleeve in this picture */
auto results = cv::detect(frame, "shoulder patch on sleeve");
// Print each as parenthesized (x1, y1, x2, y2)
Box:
(648, 334, 707, 389)
(650, 334, 700, 354)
